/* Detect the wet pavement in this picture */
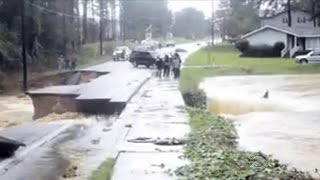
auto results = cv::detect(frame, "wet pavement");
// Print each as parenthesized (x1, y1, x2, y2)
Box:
(201, 74, 320, 177)
(111, 78, 189, 180)
(111, 43, 203, 180)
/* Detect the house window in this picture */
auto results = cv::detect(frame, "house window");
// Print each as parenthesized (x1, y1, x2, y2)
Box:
(297, 17, 306, 23)
(283, 18, 288, 24)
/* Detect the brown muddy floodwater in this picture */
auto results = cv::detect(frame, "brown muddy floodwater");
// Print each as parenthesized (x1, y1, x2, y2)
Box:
(0, 96, 33, 129)
(200, 74, 320, 177)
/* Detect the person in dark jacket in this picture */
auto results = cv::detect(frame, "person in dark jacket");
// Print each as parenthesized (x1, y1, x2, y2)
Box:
(163, 54, 170, 77)
(155, 57, 163, 77)
(172, 53, 182, 78)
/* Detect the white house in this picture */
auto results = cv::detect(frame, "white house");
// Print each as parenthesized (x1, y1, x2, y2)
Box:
(242, 10, 320, 58)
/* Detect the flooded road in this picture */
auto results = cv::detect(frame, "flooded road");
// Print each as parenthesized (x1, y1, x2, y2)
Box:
(0, 116, 115, 180)
(200, 74, 320, 176)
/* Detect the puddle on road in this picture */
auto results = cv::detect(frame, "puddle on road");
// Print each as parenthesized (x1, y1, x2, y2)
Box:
(201, 74, 320, 176)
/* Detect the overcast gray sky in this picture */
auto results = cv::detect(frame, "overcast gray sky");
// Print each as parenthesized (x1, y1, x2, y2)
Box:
(169, 0, 219, 17)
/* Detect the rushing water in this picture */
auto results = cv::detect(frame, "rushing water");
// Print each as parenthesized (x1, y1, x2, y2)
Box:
(200, 75, 320, 176)
(0, 96, 33, 129)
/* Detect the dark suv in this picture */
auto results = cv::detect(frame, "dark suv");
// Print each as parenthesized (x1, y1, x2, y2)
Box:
(129, 51, 156, 68)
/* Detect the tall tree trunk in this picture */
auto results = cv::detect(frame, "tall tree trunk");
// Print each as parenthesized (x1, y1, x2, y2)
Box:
(99, 0, 104, 55)
(121, 4, 126, 43)
(287, 0, 292, 27)
(82, 0, 88, 44)
(70, 0, 76, 51)
(63, 1, 67, 56)
(76, 0, 82, 48)
(104, 2, 110, 39)
(28, 0, 35, 58)
(91, 0, 95, 42)
(111, 0, 116, 40)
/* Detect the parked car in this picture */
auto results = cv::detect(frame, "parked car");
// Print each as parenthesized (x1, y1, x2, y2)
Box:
(166, 41, 176, 47)
(113, 46, 131, 61)
(175, 48, 187, 53)
(129, 51, 157, 68)
(295, 50, 320, 64)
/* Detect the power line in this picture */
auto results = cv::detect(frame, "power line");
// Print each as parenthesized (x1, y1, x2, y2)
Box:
(26, 1, 83, 19)
(26, 1, 165, 21)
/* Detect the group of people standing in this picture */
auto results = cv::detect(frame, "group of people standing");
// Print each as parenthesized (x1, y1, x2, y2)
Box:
(155, 52, 182, 79)
(57, 53, 77, 71)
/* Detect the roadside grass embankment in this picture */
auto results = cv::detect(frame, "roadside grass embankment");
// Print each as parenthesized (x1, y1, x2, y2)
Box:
(178, 43, 315, 179)
(181, 43, 320, 92)
(89, 158, 115, 180)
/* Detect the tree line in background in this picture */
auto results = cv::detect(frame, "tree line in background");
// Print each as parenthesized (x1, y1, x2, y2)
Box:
(0, 0, 209, 77)
(0, 0, 109, 73)
(172, 8, 210, 39)
(216, 0, 320, 40)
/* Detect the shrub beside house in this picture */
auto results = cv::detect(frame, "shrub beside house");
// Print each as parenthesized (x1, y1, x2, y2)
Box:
(235, 39, 285, 57)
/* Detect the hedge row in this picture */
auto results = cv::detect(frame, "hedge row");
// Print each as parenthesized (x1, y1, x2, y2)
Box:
(235, 39, 285, 57)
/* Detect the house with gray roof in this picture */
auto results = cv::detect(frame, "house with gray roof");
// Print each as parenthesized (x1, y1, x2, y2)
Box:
(242, 9, 320, 58)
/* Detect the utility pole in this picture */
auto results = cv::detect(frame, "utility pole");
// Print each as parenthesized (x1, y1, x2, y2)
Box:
(211, 0, 215, 46)
(20, 0, 28, 92)
(99, 0, 104, 55)
(122, 5, 126, 43)
(287, 0, 292, 27)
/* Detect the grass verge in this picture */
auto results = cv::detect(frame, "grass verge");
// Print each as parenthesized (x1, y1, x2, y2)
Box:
(89, 158, 115, 180)
(180, 43, 320, 92)
(178, 43, 316, 179)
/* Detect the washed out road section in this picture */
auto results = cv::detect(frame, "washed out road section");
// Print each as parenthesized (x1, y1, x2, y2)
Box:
(0, 59, 153, 179)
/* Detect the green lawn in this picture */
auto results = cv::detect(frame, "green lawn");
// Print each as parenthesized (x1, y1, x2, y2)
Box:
(89, 158, 115, 180)
(180, 43, 320, 92)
